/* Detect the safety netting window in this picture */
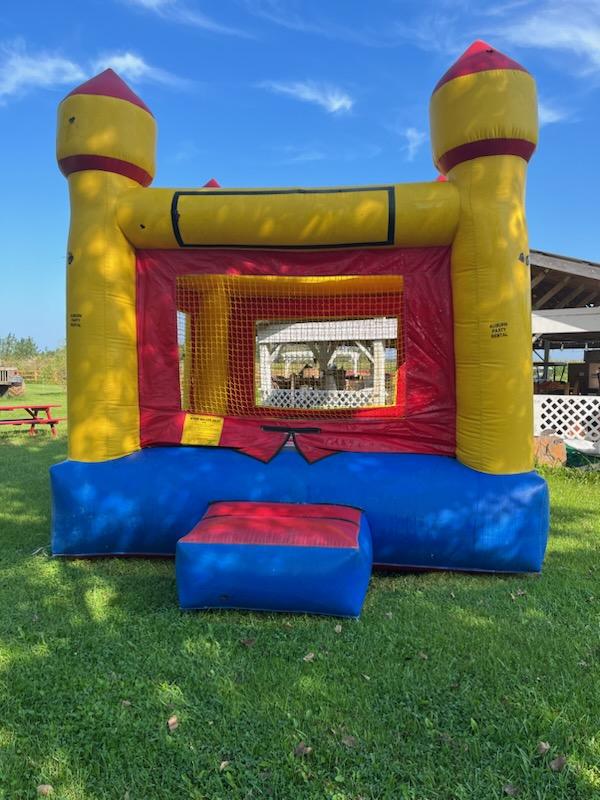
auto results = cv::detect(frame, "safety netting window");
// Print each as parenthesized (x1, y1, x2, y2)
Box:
(176, 274, 404, 419)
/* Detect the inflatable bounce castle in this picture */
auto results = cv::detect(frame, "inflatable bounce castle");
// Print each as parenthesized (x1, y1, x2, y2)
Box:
(51, 41, 549, 609)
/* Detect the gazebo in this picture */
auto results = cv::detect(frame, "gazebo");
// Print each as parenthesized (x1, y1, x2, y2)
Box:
(531, 249, 600, 453)
(256, 317, 397, 410)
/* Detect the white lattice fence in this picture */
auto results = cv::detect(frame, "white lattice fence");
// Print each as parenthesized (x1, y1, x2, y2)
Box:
(261, 387, 377, 410)
(534, 395, 600, 442)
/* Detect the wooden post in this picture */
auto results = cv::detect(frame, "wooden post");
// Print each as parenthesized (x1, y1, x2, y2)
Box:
(373, 340, 386, 404)
(259, 343, 272, 401)
(542, 340, 550, 381)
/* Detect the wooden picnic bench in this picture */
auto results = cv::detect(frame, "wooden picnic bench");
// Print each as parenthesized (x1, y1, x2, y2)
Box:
(0, 404, 65, 437)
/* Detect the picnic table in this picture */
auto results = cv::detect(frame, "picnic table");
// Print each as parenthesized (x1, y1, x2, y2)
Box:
(0, 404, 65, 437)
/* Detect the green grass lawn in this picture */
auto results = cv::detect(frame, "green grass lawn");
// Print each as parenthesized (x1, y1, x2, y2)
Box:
(1, 385, 599, 799)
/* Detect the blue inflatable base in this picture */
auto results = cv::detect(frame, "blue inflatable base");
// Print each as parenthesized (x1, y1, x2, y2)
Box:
(50, 448, 549, 573)
(176, 514, 373, 617)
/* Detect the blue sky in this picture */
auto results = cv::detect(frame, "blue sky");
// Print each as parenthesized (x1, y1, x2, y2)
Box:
(1, 0, 599, 349)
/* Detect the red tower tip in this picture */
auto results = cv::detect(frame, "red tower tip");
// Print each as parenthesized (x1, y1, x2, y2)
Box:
(461, 39, 495, 58)
(66, 69, 153, 116)
(433, 40, 528, 93)
(203, 178, 221, 188)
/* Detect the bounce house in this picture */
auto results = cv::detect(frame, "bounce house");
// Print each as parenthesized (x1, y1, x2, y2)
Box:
(51, 41, 549, 613)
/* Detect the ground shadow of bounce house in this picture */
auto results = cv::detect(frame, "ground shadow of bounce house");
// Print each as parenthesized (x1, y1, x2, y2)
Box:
(51, 40, 550, 616)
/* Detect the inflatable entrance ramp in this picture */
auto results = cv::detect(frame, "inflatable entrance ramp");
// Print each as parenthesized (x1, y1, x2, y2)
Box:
(176, 502, 372, 616)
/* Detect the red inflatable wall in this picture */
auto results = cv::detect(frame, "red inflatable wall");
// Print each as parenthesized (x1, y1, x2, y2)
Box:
(136, 247, 455, 462)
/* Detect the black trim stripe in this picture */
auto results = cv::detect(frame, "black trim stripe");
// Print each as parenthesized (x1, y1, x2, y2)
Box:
(261, 425, 322, 434)
(171, 186, 396, 250)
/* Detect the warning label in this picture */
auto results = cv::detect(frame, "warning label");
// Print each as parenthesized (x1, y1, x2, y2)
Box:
(181, 414, 224, 446)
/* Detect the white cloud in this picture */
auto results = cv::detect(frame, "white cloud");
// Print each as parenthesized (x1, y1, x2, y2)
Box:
(401, 0, 600, 73)
(247, 0, 600, 74)
(538, 100, 571, 126)
(122, 0, 250, 36)
(244, 0, 328, 35)
(0, 39, 189, 104)
(400, 127, 427, 161)
(482, 0, 536, 17)
(259, 80, 354, 113)
(244, 0, 408, 47)
(93, 52, 186, 87)
(0, 40, 84, 102)
(497, 0, 600, 73)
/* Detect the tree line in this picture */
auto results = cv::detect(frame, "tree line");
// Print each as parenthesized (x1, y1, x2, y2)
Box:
(0, 334, 66, 385)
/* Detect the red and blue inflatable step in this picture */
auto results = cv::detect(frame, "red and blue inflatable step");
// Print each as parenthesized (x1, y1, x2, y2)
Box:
(176, 501, 373, 617)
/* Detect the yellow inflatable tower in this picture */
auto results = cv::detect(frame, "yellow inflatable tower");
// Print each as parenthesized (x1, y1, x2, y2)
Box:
(52, 42, 549, 573)
(57, 70, 156, 461)
(431, 40, 538, 474)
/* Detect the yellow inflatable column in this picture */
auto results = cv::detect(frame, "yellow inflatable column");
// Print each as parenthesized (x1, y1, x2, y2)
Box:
(189, 286, 229, 416)
(57, 70, 156, 461)
(430, 41, 538, 474)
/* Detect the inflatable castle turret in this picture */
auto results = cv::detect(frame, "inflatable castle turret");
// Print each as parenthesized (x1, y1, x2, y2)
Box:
(52, 43, 549, 575)
(430, 40, 538, 474)
(57, 70, 156, 461)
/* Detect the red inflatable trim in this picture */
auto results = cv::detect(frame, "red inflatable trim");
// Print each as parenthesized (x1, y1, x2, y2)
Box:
(434, 40, 528, 92)
(438, 138, 536, 173)
(181, 501, 361, 548)
(58, 155, 153, 186)
(65, 69, 153, 115)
